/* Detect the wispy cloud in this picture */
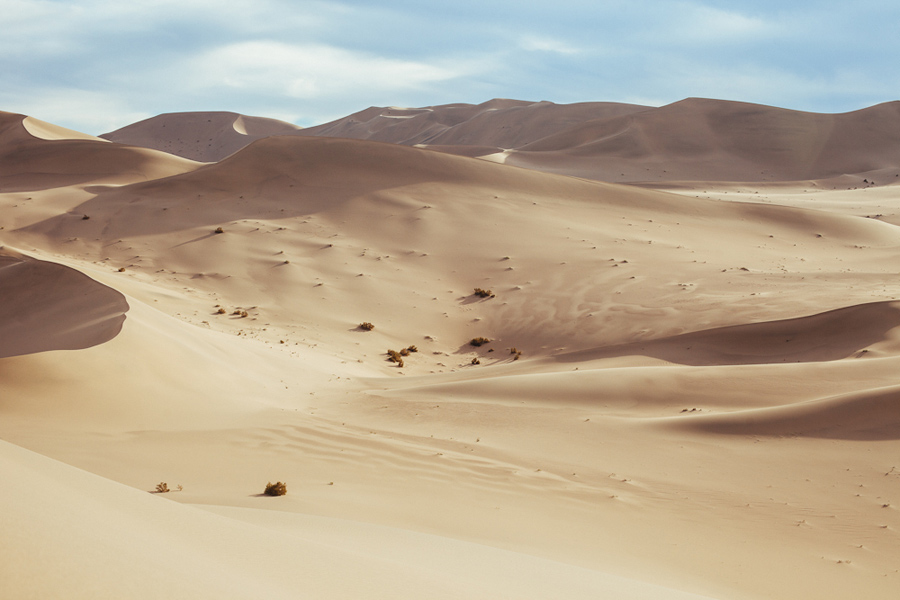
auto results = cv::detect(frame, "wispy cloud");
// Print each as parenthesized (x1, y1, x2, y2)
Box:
(184, 41, 463, 99)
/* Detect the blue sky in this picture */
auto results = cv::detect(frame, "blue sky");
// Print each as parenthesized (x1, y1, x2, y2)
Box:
(2, 0, 898, 134)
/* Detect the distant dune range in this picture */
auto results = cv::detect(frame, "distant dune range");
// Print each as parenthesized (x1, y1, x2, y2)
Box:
(3, 100, 900, 600)
(102, 98, 900, 184)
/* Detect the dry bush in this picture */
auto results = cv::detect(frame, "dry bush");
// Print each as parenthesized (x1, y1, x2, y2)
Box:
(470, 337, 491, 347)
(264, 481, 287, 496)
(387, 349, 402, 362)
(406, 345, 418, 353)
(155, 482, 170, 493)
(359, 322, 375, 331)
(397, 358, 404, 368)
(214, 227, 224, 234)
(473, 288, 495, 298)
(399, 348, 410, 356)
(471, 357, 481, 365)
(216, 307, 227, 314)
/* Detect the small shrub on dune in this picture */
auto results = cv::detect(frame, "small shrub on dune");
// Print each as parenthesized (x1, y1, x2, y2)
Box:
(214, 226, 224, 234)
(470, 337, 491, 347)
(400, 348, 410, 356)
(471, 357, 481, 365)
(155, 482, 170, 493)
(359, 322, 375, 331)
(216, 307, 227, 314)
(264, 481, 287, 496)
(406, 345, 418, 353)
(510, 347, 523, 360)
(473, 288, 495, 298)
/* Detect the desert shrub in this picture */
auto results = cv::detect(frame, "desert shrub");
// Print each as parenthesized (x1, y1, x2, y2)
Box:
(471, 357, 480, 365)
(264, 481, 287, 496)
(217, 307, 227, 314)
(473, 288, 495, 298)
(397, 358, 404, 368)
(214, 227, 224, 234)
(470, 337, 491, 347)
(359, 322, 375, 331)
(400, 348, 410, 356)
(117, 267, 126, 272)
(155, 482, 170, 493)
(387, 349, 403, 362)
(233, 309, 249, 318)
(510, 347, 523, 360)
(406, 345, 418, 353)
(82, 214, 90, 220)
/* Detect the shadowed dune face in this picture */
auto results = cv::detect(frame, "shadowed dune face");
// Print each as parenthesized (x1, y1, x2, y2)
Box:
(0, 252, 128, 359)
(101, 111, 303, 162)
(558, 301, 900, 366)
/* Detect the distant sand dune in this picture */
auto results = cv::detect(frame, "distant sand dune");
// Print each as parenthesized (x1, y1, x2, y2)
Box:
(101, 111, 302, 162)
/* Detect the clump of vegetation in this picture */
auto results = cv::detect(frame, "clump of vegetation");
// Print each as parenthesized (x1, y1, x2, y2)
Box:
(233, 309, 249, 318)
(82, 214, 90, 220)
(214, 226, 224, 234)
(471, 357, 481, 365)
(470, 337, 491, 347)
(359, 322, 375, 331)
(264, 481, 287, 496)
(117, 267, 126, 272)
(473, 288, 495, 298)
(216, 307, 227, 314)
(153, 482, 182, 493)
(387, 349, 403, 363)
(510, 347, 523, 360)
(406, 345, 418, 353)
(399, 347, 410, 356)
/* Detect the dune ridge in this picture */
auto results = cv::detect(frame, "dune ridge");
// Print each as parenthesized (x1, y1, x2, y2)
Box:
(101, 111, 303, 162)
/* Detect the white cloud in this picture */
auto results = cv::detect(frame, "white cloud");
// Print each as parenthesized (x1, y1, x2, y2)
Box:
(182, 41, 465, 99)
(519, 36, 581, 55)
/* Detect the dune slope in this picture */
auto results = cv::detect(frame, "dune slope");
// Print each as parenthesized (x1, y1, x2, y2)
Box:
(2, 110, 900, 600)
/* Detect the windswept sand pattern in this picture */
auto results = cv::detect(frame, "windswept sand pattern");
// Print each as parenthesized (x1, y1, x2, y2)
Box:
(2, 103, 900, 599)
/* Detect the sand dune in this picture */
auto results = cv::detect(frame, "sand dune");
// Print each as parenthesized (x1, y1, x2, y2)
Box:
(0, 111, 199, 192)
(3, 106, 900, 599)
(101, 111, 303, 162)
(103, 99, 900, 185)
(0, 250, 128, 359)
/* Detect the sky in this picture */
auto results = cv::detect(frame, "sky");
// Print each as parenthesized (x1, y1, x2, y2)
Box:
(2, 0, 899, 134)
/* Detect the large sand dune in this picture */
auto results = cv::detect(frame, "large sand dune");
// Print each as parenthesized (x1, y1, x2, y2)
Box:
(2, 102, 900, 599)
(101, 111, 302, 162)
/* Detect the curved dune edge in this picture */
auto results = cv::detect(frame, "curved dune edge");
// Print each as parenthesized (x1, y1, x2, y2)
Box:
(22, 115, 109, 142)
(0, 251, 128, 359)
(662, 384, 900, 440)
(0, 439, 717, 600)
(557, 300, 900, 367)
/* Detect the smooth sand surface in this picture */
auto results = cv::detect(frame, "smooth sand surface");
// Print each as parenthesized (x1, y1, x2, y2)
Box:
(2, 105, 900, 599)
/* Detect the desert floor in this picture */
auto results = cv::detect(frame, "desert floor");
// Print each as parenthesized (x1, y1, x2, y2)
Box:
(2, 108, 900, 599)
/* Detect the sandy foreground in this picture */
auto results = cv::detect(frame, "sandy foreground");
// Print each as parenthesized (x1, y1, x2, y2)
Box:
(2, 105, 900, 599)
